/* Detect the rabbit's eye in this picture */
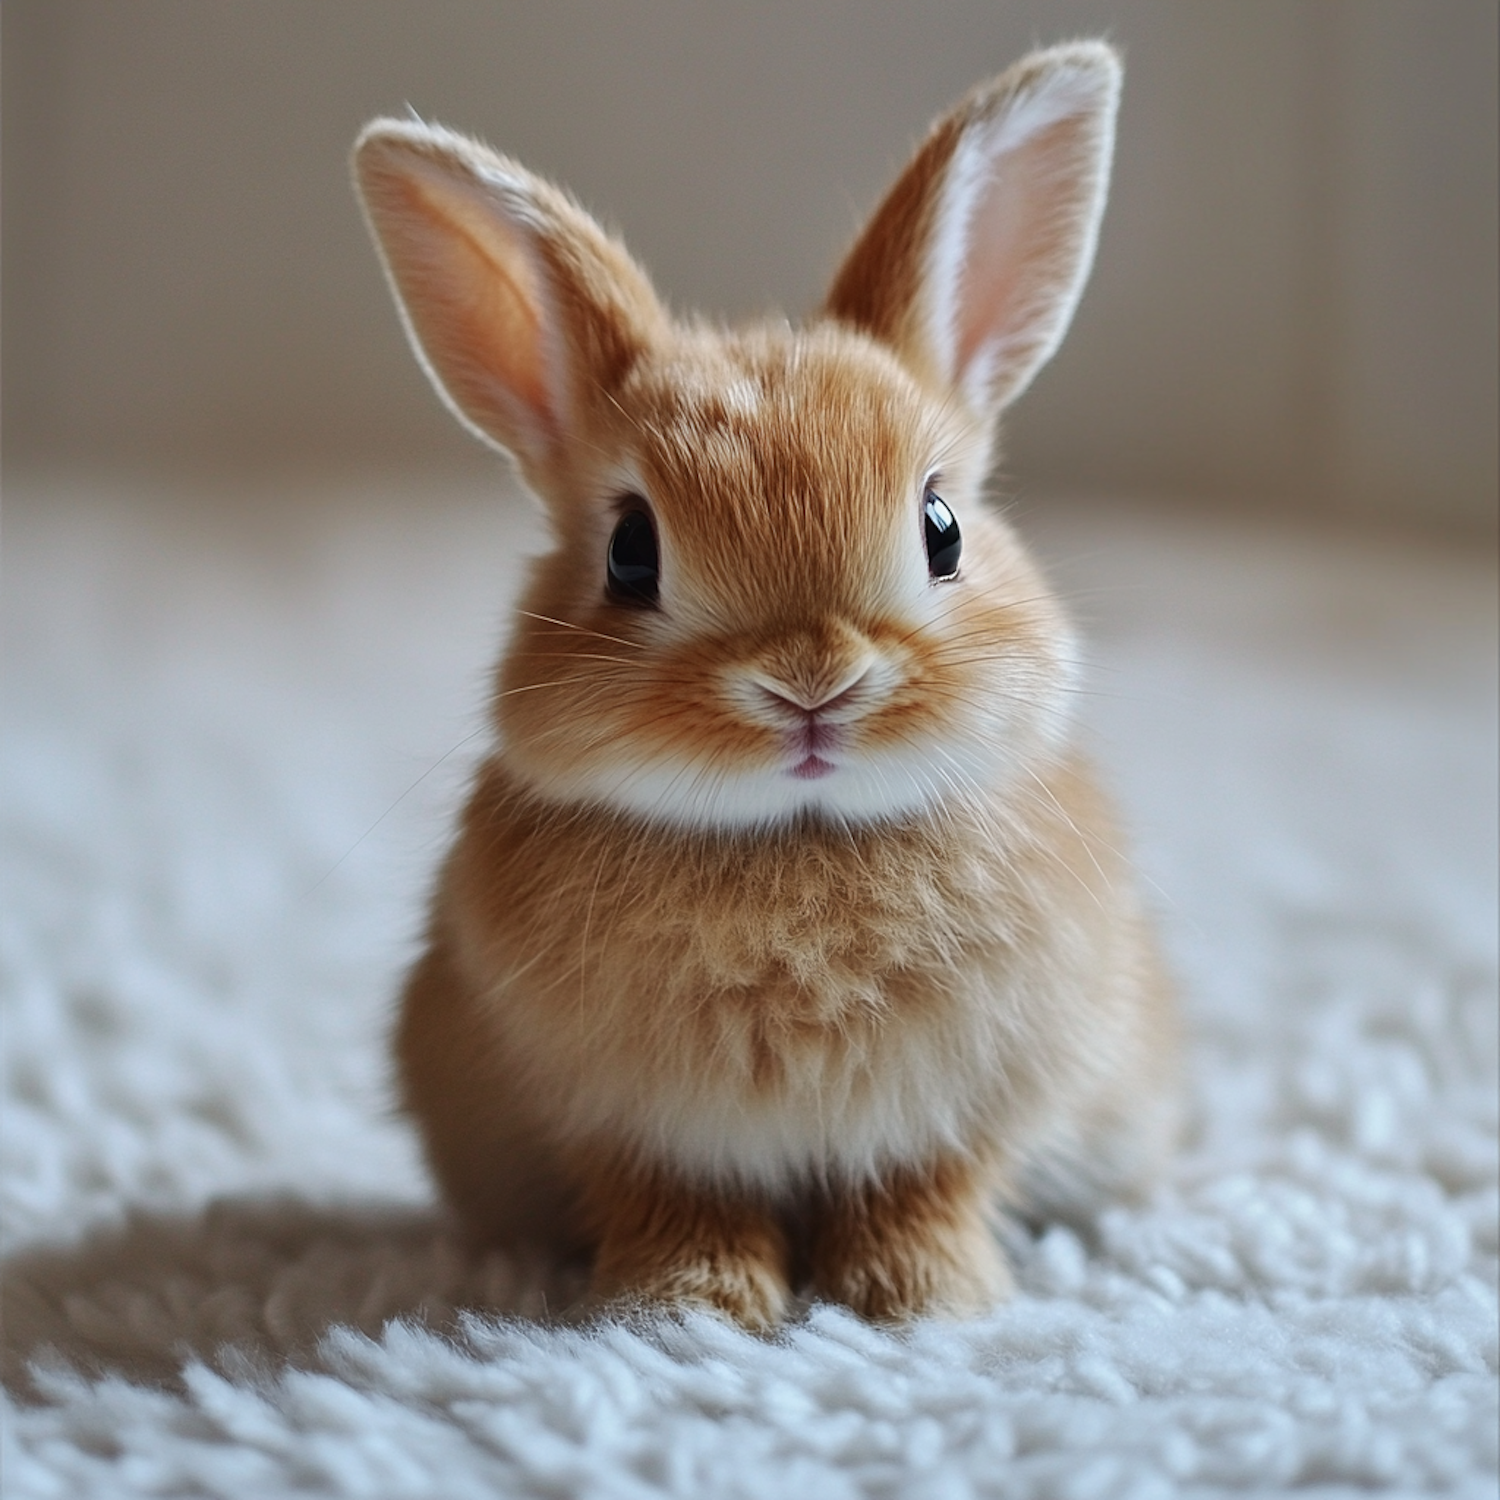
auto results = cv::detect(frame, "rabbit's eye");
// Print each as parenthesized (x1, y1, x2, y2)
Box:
(606, 508, 659, 605)
(923, 491, 961, 579)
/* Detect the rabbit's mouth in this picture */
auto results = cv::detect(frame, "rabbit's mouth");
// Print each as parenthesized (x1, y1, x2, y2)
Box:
(789, 753, 837, 781)
(783, 719, 844, 780)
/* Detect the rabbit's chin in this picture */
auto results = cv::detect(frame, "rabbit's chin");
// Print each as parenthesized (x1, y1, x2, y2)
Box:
(508, 724, 1066, 833)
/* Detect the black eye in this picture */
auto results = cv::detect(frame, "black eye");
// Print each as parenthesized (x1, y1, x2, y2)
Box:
(606, 507, 659, 605)
(923, 491, 961, 579)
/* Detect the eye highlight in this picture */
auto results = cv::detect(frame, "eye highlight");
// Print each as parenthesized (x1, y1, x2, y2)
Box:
(923, 490, 961, 579)
(606, 507, 660, 605)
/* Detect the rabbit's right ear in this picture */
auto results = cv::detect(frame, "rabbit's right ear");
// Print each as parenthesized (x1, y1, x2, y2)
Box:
(354, 121, 667, 478)
(825, 43, 1120, 419)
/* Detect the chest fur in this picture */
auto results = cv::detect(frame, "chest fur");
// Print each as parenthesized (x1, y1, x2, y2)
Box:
(442, 762, 1109, 1183)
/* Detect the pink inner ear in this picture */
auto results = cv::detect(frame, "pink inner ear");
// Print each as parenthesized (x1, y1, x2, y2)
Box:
(374, 158, 559, 452)
(420, 187, 553, 430)
(952, 115, 1091, 400)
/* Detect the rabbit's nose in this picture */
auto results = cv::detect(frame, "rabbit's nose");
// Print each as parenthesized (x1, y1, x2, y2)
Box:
(728, 618, 900, 726)
(752, 659, 874, 717)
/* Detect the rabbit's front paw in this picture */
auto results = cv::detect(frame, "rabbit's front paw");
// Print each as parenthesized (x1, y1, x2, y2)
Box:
(811, 1156, 1012, 1322)
(587, 1166, 791, 1332)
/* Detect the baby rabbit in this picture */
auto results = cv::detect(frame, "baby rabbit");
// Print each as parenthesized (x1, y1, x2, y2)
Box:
(354, 41, 1176, 1329)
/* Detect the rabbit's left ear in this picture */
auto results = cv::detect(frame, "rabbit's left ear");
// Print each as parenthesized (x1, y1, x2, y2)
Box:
(825, 42, 1120, 418)
(353, 119, 667, 483)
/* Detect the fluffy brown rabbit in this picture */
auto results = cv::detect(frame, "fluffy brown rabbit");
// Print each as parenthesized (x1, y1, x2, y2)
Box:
(353, 41, 1177, 1329)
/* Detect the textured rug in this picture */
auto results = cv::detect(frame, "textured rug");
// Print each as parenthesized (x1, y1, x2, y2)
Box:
(3, 476, 1495, 1498)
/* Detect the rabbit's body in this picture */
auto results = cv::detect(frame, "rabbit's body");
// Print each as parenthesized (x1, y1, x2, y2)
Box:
(405, 750, 1172, 1229)
(356, 42, 1178, 1326)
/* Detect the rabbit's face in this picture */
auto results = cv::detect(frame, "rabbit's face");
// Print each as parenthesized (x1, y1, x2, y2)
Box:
(355, 48, 1118, 828)
(497, 324, 1076, 828)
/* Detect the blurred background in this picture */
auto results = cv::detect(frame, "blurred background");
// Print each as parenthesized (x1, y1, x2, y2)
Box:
(3, 0, 1497, 534)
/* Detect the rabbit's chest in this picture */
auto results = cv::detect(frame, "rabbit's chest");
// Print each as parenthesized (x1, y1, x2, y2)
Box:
(452, 776, 1046, 1183)
(556, 934, 1021, 1185)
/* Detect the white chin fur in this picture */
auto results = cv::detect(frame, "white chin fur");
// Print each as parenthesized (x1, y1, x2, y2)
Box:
(581, 750, 954, 830)
(546, 679, 1077, 831)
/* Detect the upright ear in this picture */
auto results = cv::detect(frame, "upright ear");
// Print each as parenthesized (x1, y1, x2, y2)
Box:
(825, 42, 1120, 417)
(353, 120, 667, 475)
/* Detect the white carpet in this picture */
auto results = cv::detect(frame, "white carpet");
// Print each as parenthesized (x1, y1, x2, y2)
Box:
(2, 476, 1495, 1498)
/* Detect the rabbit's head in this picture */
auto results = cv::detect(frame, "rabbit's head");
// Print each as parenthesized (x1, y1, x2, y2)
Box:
(355, 43, 1119, 830)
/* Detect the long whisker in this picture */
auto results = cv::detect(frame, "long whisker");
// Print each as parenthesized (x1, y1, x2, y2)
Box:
(512, 652, 640, 667)
(1019, 764, 1116, 909)
(304, 726, 490, 895)
(515, 610, 645, 651)
(495, 678, 611, 698)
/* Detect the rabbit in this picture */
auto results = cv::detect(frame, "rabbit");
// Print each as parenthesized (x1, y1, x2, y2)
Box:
(353, 40, 1177, 1330)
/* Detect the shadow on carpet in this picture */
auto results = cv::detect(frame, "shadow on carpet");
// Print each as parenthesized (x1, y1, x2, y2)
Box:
(2, 1196, 587, 1399)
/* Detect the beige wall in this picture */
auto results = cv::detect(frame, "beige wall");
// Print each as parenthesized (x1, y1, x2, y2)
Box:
(4, 0, 1495, 531)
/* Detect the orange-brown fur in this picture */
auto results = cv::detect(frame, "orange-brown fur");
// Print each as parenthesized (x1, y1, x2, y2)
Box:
(582, 1156, 793, 1331)
(357, 42, 1178, 1327)
(809, 1154, 1012, 1321)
